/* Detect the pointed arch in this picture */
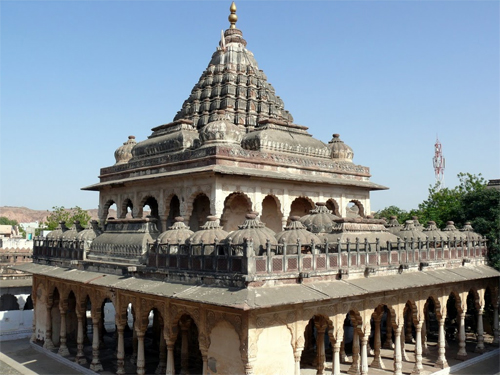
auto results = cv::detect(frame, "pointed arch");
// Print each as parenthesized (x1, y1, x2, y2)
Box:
(220, 192, 253, 232)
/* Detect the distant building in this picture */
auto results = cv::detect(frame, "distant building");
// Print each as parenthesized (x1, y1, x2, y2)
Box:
(487, 179, 500, 190)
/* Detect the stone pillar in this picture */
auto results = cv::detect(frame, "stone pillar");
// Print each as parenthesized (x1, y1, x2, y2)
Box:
(475, 308, 485, 353)
(90, 316, 103, 372)
(332, 341, 341, 375)
(411, 322, 423, 375)
(370, 314, 384, 369)
(348, 329, 360, 375)
(494, 301, 500, 345)
(43, 303, 55, 349)
(31, 300, 37, 343)
(166, 340, 175, 375)
(401, 331, 408, 362)
(393, 325, 403, 375)
(180, 318, 192, 375)
(202, 352, 208, 375)
(294, 347, 303, 375)
(156, 334, 166, 374)
(315, 318, 327, 375)
(136, 330, 145, 375)
(360, 336, 368, 375)
(456, 312, 468, 360)
(422, 319, 429, 356)
(340, 339, 348, 363)
(383, 324, 393, 349)
(58, 306, 70, 356)
(116, 323, 125, 375)
(435, 317, 448, 369)
(75, 313, 87, 364)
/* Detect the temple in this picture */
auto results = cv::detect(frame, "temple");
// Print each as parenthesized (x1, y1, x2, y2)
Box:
(16, 3, 499, 375)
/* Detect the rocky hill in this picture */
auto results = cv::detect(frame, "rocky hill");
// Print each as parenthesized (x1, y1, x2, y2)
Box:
(0, 206, 116, 224)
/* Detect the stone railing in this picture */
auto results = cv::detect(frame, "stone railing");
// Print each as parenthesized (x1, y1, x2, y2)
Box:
(32, 236, 488, 278)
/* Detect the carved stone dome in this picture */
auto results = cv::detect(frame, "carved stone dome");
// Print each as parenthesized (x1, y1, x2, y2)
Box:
(394, 220, 426, 241)
(299, 202, 340, 234)
(385, 216, 402, 235)
(442, 221, 466, 241)
(460, 221, 483, 243)
(46, 221, 68, 240)
(422, 221, 447, 241)
(199, 110, 243, 146)
(76, 220, 102, 242)
(328, 134, 354, 161)
(114, 136, 137, 165)
(62, 221, 84, 242)
(275, 216, 321, 254)
(158, 217, 194, 244)
(187, 216, 229, 245)
(225, 213, 276, 255)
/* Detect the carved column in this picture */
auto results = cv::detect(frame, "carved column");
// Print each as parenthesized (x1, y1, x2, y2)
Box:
(348, 329, 360, 375)
(332, 340, 341, 375)
(422, 319, 429, 356)
(411, 321, 423, 375)
(90, 315, 103, 372)
(456, 311, 467, 360)
(393, 325, 403, 375)
(293, 345, 303, 375)
(180, 317, 192, 375)
(58, 303, 70, 356)
(314, 317, 327, 375)
(370, 313, 384, 369)
(360, 335, 369, 375)
(166, 339, 175, 375)
(401, 329, 408, 362)
(435, 317, 448, 368)
(116, 322, 126, 375)
(340, 339, 348, 363)
(383, 324, 393, 349)
(156, 334, 166, 374)
(136, 329, 146, 375)
(475, 308, 485, 353)
(75, 310, 87, 364)
(43, 301, 55, 349)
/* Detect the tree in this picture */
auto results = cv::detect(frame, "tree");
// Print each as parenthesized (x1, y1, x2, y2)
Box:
(43, 206, 91, 230)
(374, 206, 421, 224)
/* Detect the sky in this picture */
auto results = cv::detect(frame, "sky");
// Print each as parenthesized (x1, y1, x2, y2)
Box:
(1, 0, 499, 213)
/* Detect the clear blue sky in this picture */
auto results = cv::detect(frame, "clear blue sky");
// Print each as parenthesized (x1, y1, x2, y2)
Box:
(1, 1, 499, 212)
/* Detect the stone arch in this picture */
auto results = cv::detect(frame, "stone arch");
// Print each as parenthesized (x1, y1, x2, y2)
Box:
(220, 192, 253, 232)
(207, 319, 245, 375)
(346, 199, 365, 218)
(24, 295, 34, 310)
(300, 313, 334, 371)
(188, 193, 211, 232)
(138, 195, 159, 219)
(49, 287, 62, 346)
(102, 199, 117, 220)
(120, 198, 134, 218)
(0, 294, 19, 311)
(170, 312, 203, 375)
(166, 194, 181, 228)
(261, 194, 283, 233)
(326, 198, 341, 217)
(289, 196, 315, 221)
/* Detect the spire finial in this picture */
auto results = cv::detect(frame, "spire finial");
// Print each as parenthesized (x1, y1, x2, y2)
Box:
(228, 2, 237, 29)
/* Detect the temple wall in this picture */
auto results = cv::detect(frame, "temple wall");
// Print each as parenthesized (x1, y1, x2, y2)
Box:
(253, 324, 294, 375)
(207, 320, 244, 375)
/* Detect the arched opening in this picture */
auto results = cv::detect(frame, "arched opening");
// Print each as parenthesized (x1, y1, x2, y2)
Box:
(483, 287, 495, 337)
(24, 295, 33, 310)
(174, 314, 202, 374)
(346, 200, 364, 218)
(51, 288, 61, 346)
(141, 196, 159, 219)
(65, 291, 78, 351)
(92, 297, 117, 373)
(0, 294, 19, 311)
(220, 192, 252, 232)
(465, 290, 479, 337)
(121, 198, 134, 219)
(289, 197, 314, 223)
(423, 297, 439, 351)
(166, 195, 181, 228)
(326, 199, 340, 217)
(261, 195, 282, 233)
(404, 301, 416, 345)
(300, 315, 332, 373)
(103, 200, 117, 220)
(143, 308, 164, 374)
(445, 293, 459, 343)
(189, 194, 211, 232)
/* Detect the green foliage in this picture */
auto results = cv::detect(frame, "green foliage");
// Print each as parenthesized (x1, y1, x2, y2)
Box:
(43, 206, 91, 230)
(373, 206, 421, 224)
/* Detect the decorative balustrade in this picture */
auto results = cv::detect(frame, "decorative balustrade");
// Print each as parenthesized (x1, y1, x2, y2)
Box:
(32, 236, 487, 276)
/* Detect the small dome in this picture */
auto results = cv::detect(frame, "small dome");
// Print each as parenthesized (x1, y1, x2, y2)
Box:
(187, 216, 229, 254)
(411, 216, 423, 228)
(225, 213, 276, 255)
(46, 221, 68, 240)
(422, 221, 447, 241)
(328, 134, 354, 161)
(299, 202, 340, 234)
(76, 220, 102, 242)
(199, 111, 243, 146)
(394, 220, 426, 241)
(276, 216, 321, 254)
(158, 217, 194, 245)
(385, 216, 402, 235)
(460, 221, 482, 243)
(114, 136, 137, 165)
(62, 221, 84, 242)
(442, 221, 466, 241)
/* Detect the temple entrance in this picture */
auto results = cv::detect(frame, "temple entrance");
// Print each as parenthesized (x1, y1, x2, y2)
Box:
(261, 195, 282, 232)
